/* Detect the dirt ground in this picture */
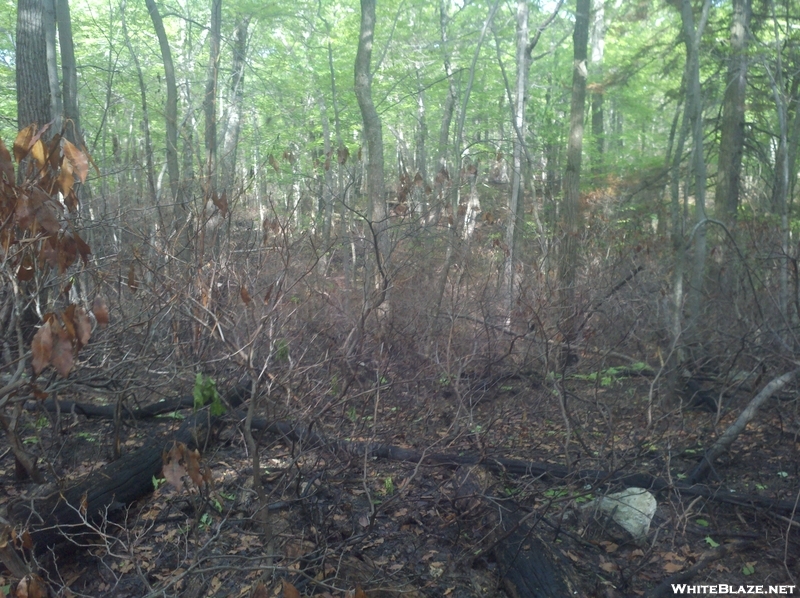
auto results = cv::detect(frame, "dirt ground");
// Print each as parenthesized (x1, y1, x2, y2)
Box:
(1, 367, 798, 597)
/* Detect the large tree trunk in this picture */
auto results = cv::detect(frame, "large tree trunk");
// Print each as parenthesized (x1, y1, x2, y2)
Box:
(558, 0, 590, 352)
(680, 0, 711, 350)
(16, 0, 53, 178)
(355, 0, 390, 304)
(715, 0, 750, 225)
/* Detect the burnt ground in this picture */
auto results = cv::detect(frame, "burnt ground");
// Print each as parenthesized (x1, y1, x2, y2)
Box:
(1, 367, 798, 598)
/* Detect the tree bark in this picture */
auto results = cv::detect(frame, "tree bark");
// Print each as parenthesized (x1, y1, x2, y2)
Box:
(432, 0, 501, 319)
(590, 0, 605, 181)
(145, 0, 181, 210)
(715, 0, 750, 225)
(121, 0, 158, 208)
(558, 0, 590, 348)
(680, 0, 711, 349)
(221, 14, 250, 198)
(43, 0, 62, 134)
(503, 0, 530, 324)
(16, 0, 52, 171)
(355, 0, 390, 301)
(56, 0, 82, 148)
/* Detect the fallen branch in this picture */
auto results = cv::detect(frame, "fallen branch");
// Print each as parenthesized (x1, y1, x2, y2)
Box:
(688, 368, 799, 484)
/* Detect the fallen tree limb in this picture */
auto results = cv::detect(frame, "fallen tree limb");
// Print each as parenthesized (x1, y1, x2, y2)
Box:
(33, 394, 196, 419)
(250, 420, 800, 516)
(10, 407, 220, 553)
(688, 368, 800, 484)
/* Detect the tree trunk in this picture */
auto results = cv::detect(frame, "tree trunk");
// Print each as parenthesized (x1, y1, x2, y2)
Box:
(680, 0, 711, 350)
(432, 0, 501, 319)
(200, 0, 222, 263)
(145, 0, 181, 211)
(715, 0, 750, 224)
(16, 0, 52, 174)
(590, 0, 605, 182)
(503, 0, 530, 324)
(558, 0, 590, 350)
(221, 15, 250, 198)
(43, 0, 62, 134)
(767, 0, 790, 328)
(56, 0, 82, 148)
(355, 0, 389, 303)
(121, 0, 158, 209)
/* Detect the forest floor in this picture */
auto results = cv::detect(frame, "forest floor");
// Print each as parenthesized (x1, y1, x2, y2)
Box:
(1, 365, 798, 597)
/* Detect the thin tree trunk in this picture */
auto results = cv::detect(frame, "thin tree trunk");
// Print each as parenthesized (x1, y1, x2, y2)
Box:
(121, 0, 158, 210)
(199, 0, 222, 263)
(145, 0, 181, 211)
(56, 0, 82, 147)
(355, 0, 389, 306)
(590, 0, 604, 181)
(558, 0, 590, 349)
(503, 0, 530, 324)
(221, 15, 250, 197)
(432, 0, 501, 318)
(43, 0, 62, 134)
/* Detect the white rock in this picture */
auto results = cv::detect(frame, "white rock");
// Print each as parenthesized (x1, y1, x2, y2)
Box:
(584, 487, 657, 542)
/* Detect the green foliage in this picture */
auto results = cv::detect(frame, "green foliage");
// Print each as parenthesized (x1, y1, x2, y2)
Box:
(193, 374, 226, 416)
(704, 536, 720, 548)
(275, 339, 289, 361)
(152, 475, 165, 491)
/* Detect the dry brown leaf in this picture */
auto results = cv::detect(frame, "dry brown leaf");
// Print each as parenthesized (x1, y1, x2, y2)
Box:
(29, 139, 46, 170)
(250, 581, 269, 598)
(92, 296, 109, 327)
(51, 332, 74, 378)
(13, 124, 36, 164)
(599, 561, 618, 573)
(58, 156, 74, 196)
(162, 443, 188, 490)
(31, 323, 53, 375)
(240, 286, 252, 305)
(0, 137, 13, 183)
(15, 573, 48, 598)
(212, 190, 228, 218)
(74, 231, 91, 264)
(663, 562, 683, 573)
(354, 585, 368, 598)
(184, 447, 207, 489)
(282, 579, 301, 598)
(62, 139, 89, 183)
(74, 307, 92, 348)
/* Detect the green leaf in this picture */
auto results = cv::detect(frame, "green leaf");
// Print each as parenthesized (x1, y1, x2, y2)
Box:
(704, 536, 719, 548)
(695, 518, 709, 527)
(742, 563, 755, 576)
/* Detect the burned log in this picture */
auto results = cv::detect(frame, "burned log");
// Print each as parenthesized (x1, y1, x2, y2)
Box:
(10, 408, 218, 554)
